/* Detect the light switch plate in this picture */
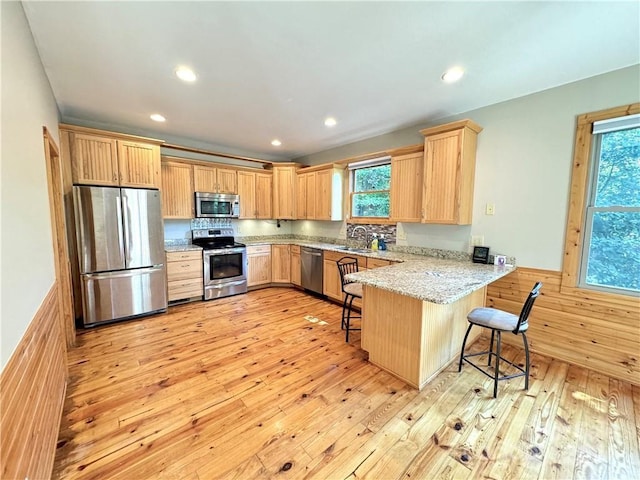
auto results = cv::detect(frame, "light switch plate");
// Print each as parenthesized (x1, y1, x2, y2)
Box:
(486, 203, 495, 215)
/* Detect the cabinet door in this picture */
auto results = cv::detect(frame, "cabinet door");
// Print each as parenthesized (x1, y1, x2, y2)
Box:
(247, 246, 272, 287)
(271, 245, 291, 283)
(315, 170, 332, 220)
(423, 130, 463, 224)
(255, 173, 273, 219)
(237, 171, 257, 218)
(390, 152, 423, 223)
(117, 141, 161, 188)
(161, 162, 194, 218)
(322, 259, 343, 301)
(217, 168, 238, 194)
(70, 133, 119, 186)
(193, 165, 218, 193)
(296, 173, 308, 219)
(273, 166, 296, 219)
(291, 251, 301, 286)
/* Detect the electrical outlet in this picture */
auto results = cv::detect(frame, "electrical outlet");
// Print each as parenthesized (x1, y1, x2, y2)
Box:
(470, 235, 485, 246)
(396, 223, 407, 240)
(485, 203, 495, 215)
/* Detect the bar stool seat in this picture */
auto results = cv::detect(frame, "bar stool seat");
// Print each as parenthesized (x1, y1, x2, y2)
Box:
(458, 282, 542, 398)
(467, 308, 529, 333)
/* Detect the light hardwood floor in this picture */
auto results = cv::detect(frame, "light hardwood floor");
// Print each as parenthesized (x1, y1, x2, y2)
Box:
(53, 288, 640, 479)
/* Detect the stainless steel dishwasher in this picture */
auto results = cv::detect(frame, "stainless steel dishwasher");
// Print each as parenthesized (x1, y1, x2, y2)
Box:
(301, 247, 324, 294)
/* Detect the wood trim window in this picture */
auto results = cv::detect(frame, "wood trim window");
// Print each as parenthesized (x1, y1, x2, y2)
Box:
(348, 159, 391, 221)
(561, 102, 640, 297)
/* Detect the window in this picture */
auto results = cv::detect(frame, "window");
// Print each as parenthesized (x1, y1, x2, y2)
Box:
(349, 158, 391, 218)
(580, 117, 640, 294)
(564, 105, 640, 297)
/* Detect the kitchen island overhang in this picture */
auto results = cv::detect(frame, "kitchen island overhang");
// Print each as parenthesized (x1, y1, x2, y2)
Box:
(346, 258, 516, 390)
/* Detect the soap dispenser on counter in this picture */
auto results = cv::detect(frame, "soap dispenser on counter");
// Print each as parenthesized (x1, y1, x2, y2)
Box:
(371, 233, 379, 251)
(379, 234, 387, 251)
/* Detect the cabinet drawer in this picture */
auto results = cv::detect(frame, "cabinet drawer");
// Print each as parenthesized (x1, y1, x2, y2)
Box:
(167, 250, 202, 262)
(247, 244, 271, 254)
(167, 260, 203, 281)
(168, 278, 203, 301)
(323, 250, 344, 262)
(290, 244, 301, 254)
(367, 258, 391, 269)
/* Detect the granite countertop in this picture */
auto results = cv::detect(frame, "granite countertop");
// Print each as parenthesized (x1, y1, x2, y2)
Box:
(165, 244, 203, 253)
(243, 239, 423, 263)
(345, 258, 515, 305)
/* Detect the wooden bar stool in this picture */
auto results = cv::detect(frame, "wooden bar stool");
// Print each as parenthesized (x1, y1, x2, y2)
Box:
(336, 257, 362, 342)
(458, 282, 543, 398)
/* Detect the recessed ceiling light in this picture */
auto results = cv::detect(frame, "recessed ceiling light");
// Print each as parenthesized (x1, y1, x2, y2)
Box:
(271, 139, 282, 147)
(324, 117, 337, 127)
(175, 66, 197, 82)
(442, 67, 464, 83)
(150, 113, 166, 122)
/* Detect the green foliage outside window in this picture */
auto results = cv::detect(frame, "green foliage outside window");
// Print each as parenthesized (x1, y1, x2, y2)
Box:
(352, 164, 391, 217)
(583, 127, 640, 293)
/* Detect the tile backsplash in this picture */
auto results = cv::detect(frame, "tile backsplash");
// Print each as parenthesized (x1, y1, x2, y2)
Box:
(346, 223, 396, 246)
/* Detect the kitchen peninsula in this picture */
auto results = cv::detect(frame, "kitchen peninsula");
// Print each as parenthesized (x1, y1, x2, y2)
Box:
(347, 259, 515, 389)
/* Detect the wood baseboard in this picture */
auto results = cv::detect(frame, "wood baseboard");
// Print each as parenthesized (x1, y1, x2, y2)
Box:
(0, 285, 67, 479)
(487, 267, 640, 385)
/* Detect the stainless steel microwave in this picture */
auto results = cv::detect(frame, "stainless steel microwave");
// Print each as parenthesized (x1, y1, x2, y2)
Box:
(195, 192, 240, 218)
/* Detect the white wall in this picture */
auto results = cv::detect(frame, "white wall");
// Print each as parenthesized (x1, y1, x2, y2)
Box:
(295, 66, 640, 269)
(1, 1, 60, 369)
(164, 219, 292, 241)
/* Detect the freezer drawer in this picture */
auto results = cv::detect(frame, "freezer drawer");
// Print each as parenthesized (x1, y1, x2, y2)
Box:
(81, 266, 167, 327)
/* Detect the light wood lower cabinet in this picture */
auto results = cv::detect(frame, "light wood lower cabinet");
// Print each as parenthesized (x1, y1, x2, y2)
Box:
(166, 250, 203, 302)
(290, 245, 301, 286)
(271, 244, 291, 283)
(247, 245, 272, 287)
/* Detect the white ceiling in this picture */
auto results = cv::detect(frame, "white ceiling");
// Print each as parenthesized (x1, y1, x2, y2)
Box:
(22, 1, 640, 160)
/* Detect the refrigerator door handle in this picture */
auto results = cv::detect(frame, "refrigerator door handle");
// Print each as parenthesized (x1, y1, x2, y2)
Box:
(121, 193, 133, 267)
(117, 190, 126, 264)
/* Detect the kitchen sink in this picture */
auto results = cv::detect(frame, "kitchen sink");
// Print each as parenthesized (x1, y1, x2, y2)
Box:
(335, 246, 370, 253)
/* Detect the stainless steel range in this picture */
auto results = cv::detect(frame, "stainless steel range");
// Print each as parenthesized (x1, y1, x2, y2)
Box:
(192, 228, 247, 300)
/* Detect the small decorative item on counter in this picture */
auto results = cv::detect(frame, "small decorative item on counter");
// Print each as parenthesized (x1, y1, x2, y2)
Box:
(494, 254, 507, 266)
(371, 233, 379, 251)
(379, 234, 387, 251)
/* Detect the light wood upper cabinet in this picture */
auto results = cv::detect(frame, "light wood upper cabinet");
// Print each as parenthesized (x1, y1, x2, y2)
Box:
(118, 141, 161, 188)
(238, 170, 272, 219)
(70, 133, 119, 185)
(161, 161, 194, 218)
(390, 152, 423, 223)
(296, 172, 316, 220)
(193, 165, 238, 194)
(272, 164, 297, 219)
(69, 131, 162, 189)
(296, 165, 343, 221)
(420, 119, 482, 225)
(247, 245, 272, 287)
(255, 173, 273, 219)
(271, 244, 291, 283)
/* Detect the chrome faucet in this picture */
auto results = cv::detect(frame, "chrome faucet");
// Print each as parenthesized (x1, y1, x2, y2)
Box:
(351, 225, 369, 249)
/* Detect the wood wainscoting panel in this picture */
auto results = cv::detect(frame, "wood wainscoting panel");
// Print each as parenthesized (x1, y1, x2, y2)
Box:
(0, 285, 67, 479)
(486, 267, 640, 385)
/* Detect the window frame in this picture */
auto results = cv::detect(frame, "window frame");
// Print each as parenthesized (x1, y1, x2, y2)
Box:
(348, 160, 391, 222)
(561, 102, 640, 298)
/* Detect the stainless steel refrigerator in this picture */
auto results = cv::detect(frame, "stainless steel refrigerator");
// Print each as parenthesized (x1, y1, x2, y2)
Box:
(73, 185, 167, 327)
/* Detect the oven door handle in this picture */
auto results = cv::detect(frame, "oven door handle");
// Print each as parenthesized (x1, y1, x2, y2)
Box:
(207, 280, 247, 289)
(204, 247, 246, 255)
